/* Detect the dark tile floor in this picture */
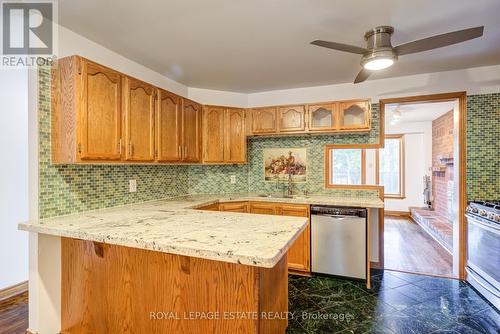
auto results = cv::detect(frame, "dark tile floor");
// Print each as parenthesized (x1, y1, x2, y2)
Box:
(287, 270, 500, 334)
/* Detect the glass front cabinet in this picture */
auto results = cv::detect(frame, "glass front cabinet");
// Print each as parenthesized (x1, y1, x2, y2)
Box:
(338, 101, 371, 130)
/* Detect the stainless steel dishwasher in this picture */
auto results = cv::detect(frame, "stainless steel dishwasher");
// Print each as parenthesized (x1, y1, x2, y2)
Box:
(311, 206, 367, 279)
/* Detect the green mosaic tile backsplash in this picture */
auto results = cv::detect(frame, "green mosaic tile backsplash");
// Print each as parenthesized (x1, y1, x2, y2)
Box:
(40, 63, 498, 219)
(466, 93, 500, 200)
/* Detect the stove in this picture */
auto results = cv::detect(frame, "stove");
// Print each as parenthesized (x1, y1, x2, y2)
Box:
(466, 200, 500, 223)
(466, 200, 500, 310)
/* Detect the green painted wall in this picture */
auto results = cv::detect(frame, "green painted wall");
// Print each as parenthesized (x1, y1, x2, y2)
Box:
(466, 93, 500, 200)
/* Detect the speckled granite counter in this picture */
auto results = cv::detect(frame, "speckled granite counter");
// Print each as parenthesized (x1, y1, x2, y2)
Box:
(19, 193, 382, 268)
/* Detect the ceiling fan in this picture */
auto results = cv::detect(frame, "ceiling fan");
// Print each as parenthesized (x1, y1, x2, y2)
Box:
(311, 25, 484, 84)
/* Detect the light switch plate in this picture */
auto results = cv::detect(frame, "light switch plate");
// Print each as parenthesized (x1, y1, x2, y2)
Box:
(129, 179, 137, 192)
(230, 175, 236, 184)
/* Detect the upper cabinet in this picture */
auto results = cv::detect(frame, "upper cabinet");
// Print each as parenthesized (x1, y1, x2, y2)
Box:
(339, 100, 371, 130)
(202, 106, 246, 164)
(251, 107, 277, 134)
(182, 99, 202, 163)
(123, 77, 155, 161)
(278, 105, 306, 133)
(247, 99, 371, 136)
(156, 89, 182, 162)
(308, 103, 337, 132)
(51, 55, 202, 164)
(225, 108, 246, 163)
(52, 56, 122, 163)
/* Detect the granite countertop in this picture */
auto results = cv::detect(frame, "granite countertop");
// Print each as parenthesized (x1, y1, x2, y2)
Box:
(18, 193, 383, 268)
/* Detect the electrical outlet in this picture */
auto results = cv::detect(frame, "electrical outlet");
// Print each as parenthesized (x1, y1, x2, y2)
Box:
(230, 175, 236, 184)
(129, 179, 137, 193)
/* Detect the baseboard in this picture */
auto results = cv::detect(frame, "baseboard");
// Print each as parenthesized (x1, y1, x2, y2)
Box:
(26, 329, 38, 334)
(288, 269, 312, 277)
(384, 210, 410, 218)
(0, 280, 28, 301)
(370, 261, 381, 269)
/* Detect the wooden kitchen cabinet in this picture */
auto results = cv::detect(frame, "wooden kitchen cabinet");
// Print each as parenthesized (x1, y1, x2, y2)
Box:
(202, 106, 226, 163)
(225, 108, 246, 163)
(279, 204, 310, 273)
(219, 202, 248, 213)
(156, 89, 182, 162)
(278, 105, 306, 132)
(249, 202, 278, 215)
(339, 100, 371, 130)
(251, 107, 277, 134)
(308, 103, 338, 132)
(202, 106, 246, 164)
(123, 77, 155, 161)
(182, 99, 202, 163)
(52, 56, 123, 162)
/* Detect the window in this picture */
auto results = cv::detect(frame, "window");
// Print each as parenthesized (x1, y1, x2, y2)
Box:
(326, 148, 365, 186)
(377, 135, 405, 198)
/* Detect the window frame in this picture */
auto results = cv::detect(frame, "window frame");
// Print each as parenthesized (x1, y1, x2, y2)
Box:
(376, 134, 405, 199)
(325, 147, 366, 187)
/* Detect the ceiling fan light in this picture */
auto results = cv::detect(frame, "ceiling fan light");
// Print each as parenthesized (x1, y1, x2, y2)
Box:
(363, 57, 394, 70)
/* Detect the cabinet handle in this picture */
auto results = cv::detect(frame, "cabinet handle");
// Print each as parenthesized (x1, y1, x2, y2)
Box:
(118, 139, 122, 156)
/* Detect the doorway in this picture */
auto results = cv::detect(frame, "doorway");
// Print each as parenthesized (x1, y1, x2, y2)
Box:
(379, 93, 467, 279)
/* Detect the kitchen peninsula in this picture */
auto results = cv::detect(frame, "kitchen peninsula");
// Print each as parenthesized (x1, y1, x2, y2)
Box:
(19, 193, 383, 333)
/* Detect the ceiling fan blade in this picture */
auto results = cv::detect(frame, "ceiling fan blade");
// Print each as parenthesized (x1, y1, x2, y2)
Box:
(394, 26, 484, 56)
(354, 68, 371, 84)
(310, 40, 367, 55)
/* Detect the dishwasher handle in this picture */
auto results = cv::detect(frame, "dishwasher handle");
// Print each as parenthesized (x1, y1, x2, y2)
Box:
(313, 214, 360, 219)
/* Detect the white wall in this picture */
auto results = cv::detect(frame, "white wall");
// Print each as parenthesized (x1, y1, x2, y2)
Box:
(0, 68, 29, 289)
(246, 65, 500, 107)
(58, 26, 188, 97)
(365, 122, 432, 212)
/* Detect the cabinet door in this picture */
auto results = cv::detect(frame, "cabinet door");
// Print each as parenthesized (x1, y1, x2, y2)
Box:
(251, 108, 277, 134)
(280, 204, 310, 273)
(79, 60, 122, 160)
(182, 99, 202, 163)
(219, 202, 248, 213)
(308, 103, 337, 132)
(249, 202, 277, 215)
(339, 101, 371, 130)
(202, 106, 225, 163)
(123, 77, 155, 161)
(156, 89, 182, 162)
(225, 108, 246, 163)
(278, 105, 306, 132)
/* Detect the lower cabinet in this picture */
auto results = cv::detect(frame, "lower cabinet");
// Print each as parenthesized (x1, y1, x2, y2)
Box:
(199, 200, 310, 274)
(218, 202, 248, 213)
(238, 201, 311, 274)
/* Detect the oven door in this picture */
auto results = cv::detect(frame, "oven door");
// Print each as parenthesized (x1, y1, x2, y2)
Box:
(467, 213, 500, 293)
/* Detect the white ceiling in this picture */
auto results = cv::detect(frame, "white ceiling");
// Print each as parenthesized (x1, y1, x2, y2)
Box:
(58, 0, 500, 93)
(386, 101, 456, 123)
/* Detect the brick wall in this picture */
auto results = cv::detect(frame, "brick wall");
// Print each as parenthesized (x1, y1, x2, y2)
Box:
(432, 110, 454, 220)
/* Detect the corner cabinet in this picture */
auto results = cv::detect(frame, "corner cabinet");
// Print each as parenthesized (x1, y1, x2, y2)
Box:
(182, 99, 202, 163)
(202, 106, 246, 164)
(156, 89, 182, 162)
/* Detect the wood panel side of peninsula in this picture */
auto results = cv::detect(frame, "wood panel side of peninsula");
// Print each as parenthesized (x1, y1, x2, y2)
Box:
(61, 237, 288, 334)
